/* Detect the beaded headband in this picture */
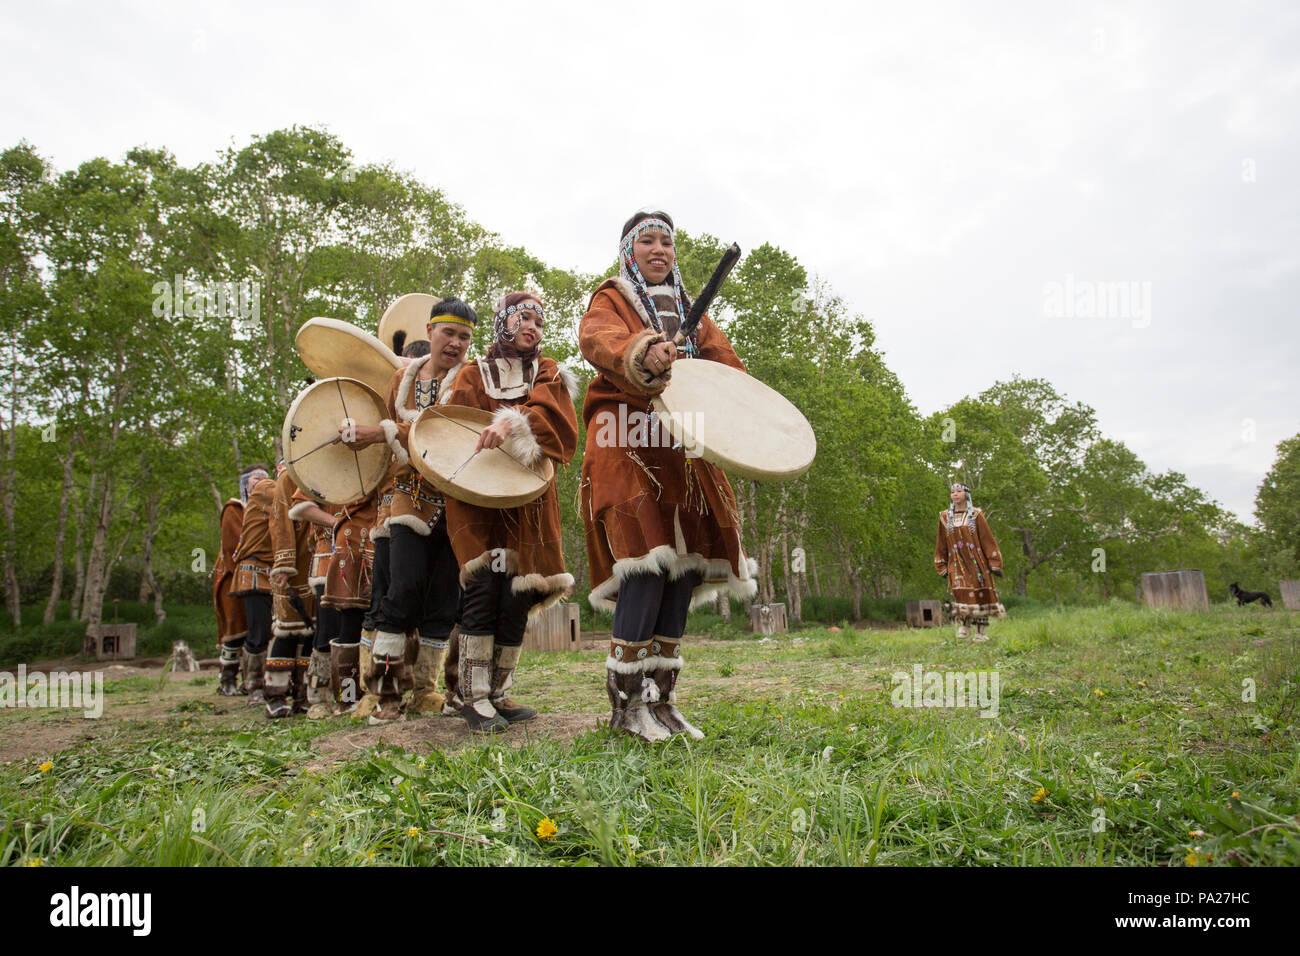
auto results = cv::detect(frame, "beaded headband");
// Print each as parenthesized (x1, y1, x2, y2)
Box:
(494, 300, 543, 343)
(621, 217, 673, 253)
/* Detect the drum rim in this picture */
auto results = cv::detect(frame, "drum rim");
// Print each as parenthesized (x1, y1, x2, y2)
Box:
(282, 376, 393, 506)
(408, 404, 554, 509)
(651, 360, 816, 482)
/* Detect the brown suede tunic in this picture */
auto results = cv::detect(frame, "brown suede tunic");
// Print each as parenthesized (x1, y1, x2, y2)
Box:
(578, 277, 755, 612)
(213, 499, 247, 643)
(269, 469, 315, 636)
(440, 356, 579, 615)
(230, 477, 275, 596)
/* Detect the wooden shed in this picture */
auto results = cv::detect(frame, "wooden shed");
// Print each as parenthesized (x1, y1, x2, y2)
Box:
(85, 623, 137, 661)
(1279, 580, 1300, 611)
(749, 603, 788, 634)
(1140, 570, 1209, 611)
(523, 602, 581, 653)
(906, 600, 944, 628)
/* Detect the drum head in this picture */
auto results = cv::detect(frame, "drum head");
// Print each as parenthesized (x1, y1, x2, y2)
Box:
(409, 405, 554, 509)
(377, 293, 436, 355)
(652, 360, 816, 482)
(296, 317, 401, 397)
(283, 377, 393, 505)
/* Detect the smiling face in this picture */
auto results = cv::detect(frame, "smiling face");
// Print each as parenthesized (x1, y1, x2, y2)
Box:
(511, 299, 544, 350)
(427, 321, 473, 373)
(950, 486, 967, 508)
(633, 227, 675, 284)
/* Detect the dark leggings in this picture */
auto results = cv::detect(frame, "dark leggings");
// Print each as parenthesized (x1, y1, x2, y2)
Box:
(242, 593, 272, 654)
(459, 568, 543, 648)
(371, 522, 460, 640)
(612, 571, 702, 644)
(362, 536, 389, 633)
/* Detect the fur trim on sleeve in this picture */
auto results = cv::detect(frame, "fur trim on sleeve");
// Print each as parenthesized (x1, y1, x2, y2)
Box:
(555, 362, 580, 402)
(493, 406, 542, 468)
(287, 500, 315, 522)
(380, 419, 409, 468)
(624, 328, 671, 393)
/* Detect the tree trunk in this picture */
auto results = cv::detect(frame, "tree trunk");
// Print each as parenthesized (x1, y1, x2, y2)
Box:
(1, 369, 20, 626)
(137, 487, 165, 624)
(42, 449, 76, 625)
(70, 472, 93, 620)
(850, 565, 863, 621)
(80, 474, 115, 635)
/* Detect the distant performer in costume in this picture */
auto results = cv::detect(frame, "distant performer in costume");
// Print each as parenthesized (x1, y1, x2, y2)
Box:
(266, 463, 318, 718)
(934, 483, 1006, 642)
(579, 209, 757, 742)
(440, 291, 579, 733)
(229, 463, 275, 702)
(339, 297, 475, 723)
(214, 477, 249, 696)
(290, 490, 376, 719)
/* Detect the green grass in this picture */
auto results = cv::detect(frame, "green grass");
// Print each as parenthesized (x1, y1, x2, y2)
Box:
(1, 600, 1296, 866)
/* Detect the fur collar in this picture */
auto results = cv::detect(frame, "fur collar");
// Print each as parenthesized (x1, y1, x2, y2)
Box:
(395, 354, 469, 420)
(600, 276, 654, 330)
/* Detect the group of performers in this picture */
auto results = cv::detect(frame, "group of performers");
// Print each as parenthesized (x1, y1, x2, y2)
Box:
(210, 209, 761, 742)
(211, 207, 1010, 740)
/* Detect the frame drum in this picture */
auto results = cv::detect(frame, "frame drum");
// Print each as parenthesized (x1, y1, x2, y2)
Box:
(408, 405, 554, 509)
(283, 377, 392, 505)
(651, 359, 816, 482)
(377, 293, 436, 355)
(296, 317, 402, 396)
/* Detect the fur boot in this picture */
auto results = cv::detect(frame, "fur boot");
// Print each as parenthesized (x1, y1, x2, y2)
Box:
(306, 649, 335, 720)
(243, 649, 267, 705)
(407, 634, 450, 716)
(366, 630, 408, 725)
(490, 643, 537, 723)
(459, 633, 509, 734)
(645, 637, 703, 739)
(606, 638, 670, 743)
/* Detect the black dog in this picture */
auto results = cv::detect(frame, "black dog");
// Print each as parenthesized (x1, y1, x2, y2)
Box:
(1229, 582, 1273, 608)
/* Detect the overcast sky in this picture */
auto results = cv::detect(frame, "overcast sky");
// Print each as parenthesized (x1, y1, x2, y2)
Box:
(3, 0, 1296, 523)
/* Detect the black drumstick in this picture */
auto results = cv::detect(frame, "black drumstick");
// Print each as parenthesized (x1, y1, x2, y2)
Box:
(672, 242, 741, 345)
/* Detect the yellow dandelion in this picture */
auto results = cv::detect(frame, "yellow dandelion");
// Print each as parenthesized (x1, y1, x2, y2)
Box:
(1231, 791, 1240, 800)
(407, 826, 420, 838)
(1185, 849, 1200, 866)
(1138, 679, 1148, 687)
(1093, 689, 1105, 697)
(366, 850, 376, 859)
(24, 858, 42, 867)
(1032, 787, 1048, 804)
(536, 817, 558, 840)
(38, 761, 52, 773)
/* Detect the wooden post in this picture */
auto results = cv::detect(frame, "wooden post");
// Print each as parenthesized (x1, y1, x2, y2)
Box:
(523, 602, 581, 653)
